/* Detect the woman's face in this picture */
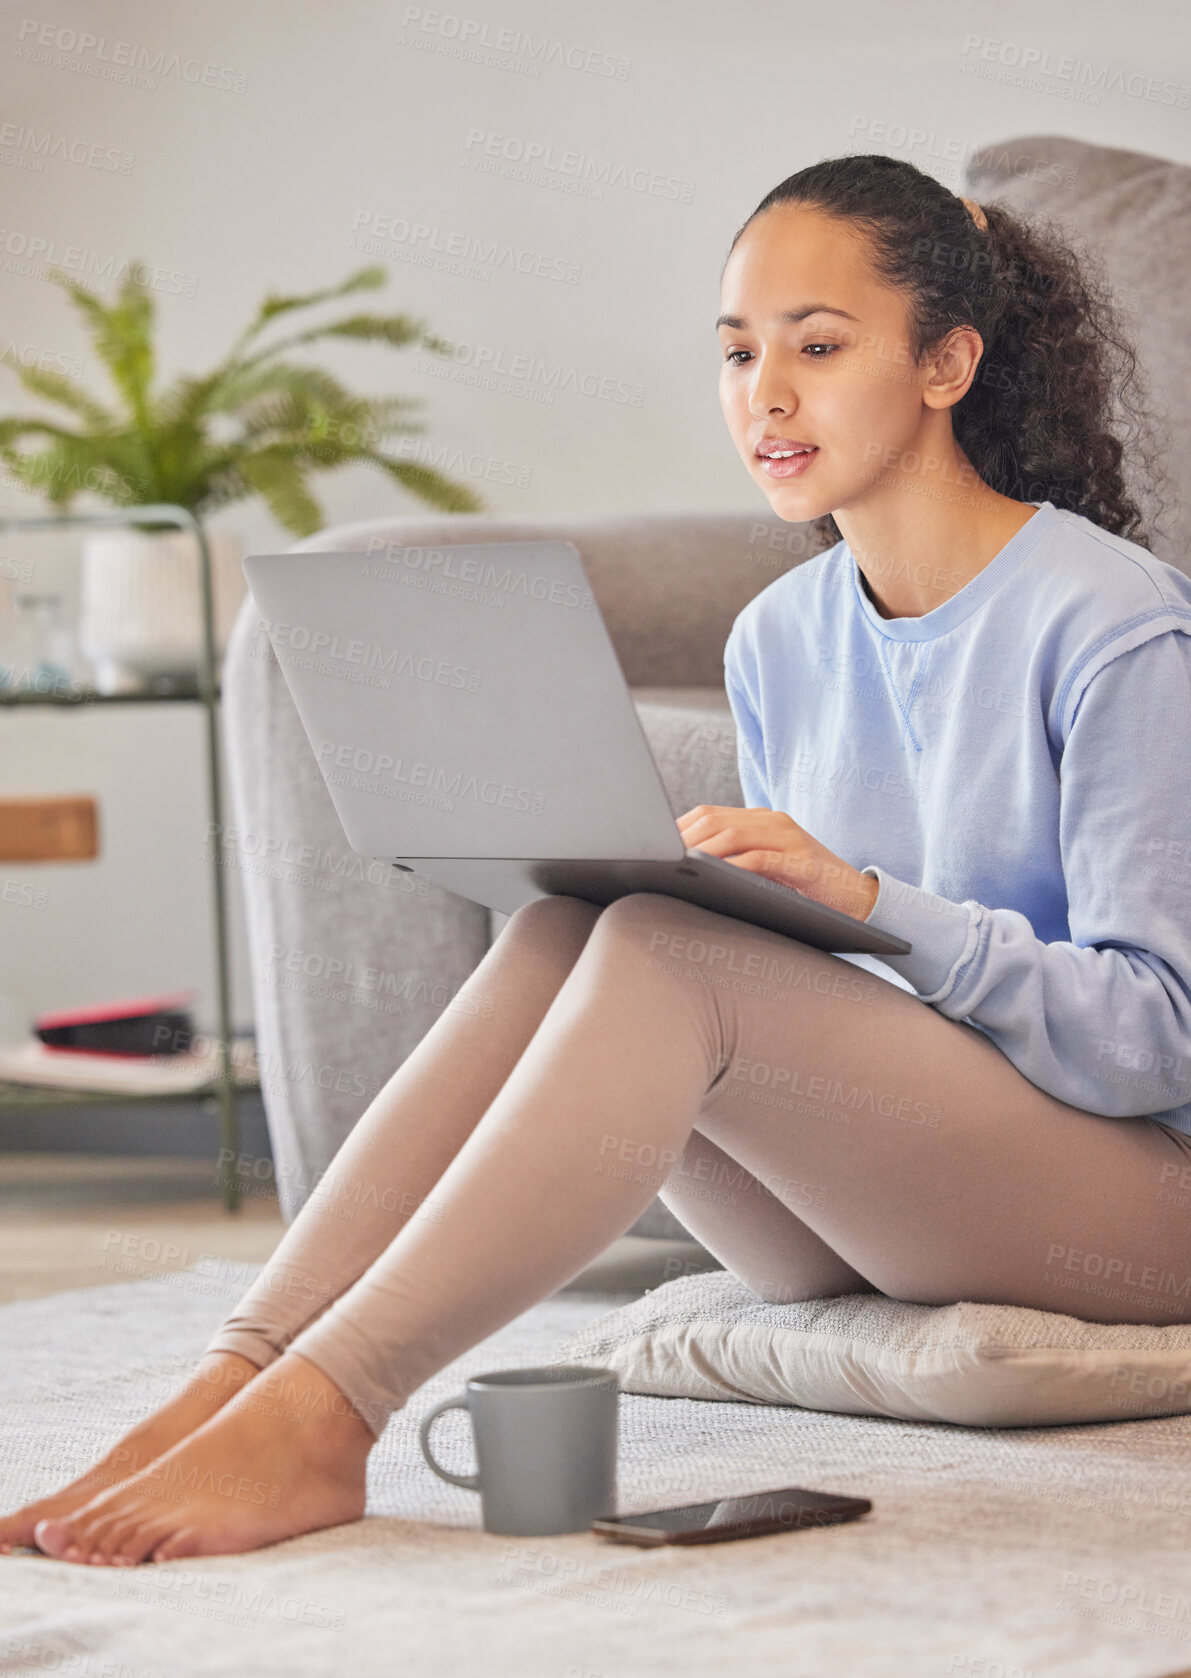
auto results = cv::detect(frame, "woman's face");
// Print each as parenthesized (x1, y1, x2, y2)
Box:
(717, 203, 938, 524)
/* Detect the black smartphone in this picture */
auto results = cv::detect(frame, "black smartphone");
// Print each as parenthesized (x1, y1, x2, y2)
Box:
(590, 1486, 872, 1547)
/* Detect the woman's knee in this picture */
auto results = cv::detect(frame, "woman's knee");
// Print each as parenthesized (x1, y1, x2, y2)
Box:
(477, 896, 604, 995)
(554, 894, 722, 1002)
(502, 893, 603, 946)
(586, 891, 714, 958)
(596, 891, 703, 928)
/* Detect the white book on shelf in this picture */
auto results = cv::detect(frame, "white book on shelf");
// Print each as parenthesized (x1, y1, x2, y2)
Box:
(0, 1035, 258, 1095)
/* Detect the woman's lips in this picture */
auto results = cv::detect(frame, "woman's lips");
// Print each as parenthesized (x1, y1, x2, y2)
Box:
(757, 447, 818, 480)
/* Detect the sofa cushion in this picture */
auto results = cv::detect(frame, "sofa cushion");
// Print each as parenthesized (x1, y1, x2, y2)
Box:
(965, 135, 1191, 574)
(630, 689, 740, 815)
(548, 1269, 1191, 1427)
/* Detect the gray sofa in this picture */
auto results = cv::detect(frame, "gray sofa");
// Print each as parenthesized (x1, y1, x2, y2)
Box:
(221, 133, 1189, 1231)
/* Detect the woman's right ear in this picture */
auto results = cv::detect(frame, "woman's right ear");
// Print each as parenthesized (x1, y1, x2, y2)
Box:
(922, 326, 985, 411)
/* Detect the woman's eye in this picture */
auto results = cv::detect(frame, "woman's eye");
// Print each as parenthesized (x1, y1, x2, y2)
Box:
(722, 343, 839, 366)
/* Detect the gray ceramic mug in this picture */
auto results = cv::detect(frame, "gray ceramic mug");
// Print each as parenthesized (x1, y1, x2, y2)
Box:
(418, 1364, 619, 1535)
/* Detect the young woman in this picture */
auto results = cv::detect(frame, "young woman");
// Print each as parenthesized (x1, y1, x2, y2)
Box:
(6, 152, 1191, 1567)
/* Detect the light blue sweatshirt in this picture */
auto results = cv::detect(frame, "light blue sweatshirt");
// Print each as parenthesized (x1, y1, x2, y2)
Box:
(723, 499, 1191, 1136)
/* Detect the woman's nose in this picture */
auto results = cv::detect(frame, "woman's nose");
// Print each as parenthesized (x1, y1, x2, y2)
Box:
(749, 394, 798, 423)
(747, 361, 798, 419)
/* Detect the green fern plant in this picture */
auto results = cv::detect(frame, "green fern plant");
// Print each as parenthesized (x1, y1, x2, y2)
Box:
(0, 263, 484, 535)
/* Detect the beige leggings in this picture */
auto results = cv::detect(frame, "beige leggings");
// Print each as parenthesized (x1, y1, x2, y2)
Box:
(204, 892, 1191, 1437)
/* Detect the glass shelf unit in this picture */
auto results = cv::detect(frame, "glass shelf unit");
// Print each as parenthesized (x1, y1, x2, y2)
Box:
(0, 504, 249, 1209)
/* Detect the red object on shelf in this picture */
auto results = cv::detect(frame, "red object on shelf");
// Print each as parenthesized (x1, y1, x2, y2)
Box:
(32, 990, 198, 1057)
(33, 990, 196, 1029)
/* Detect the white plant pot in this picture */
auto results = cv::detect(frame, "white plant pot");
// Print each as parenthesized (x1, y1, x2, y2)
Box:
(78, 527, 247, 695)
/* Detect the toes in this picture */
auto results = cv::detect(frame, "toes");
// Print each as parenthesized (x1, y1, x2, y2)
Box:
(88, 1502, 155, 1565)
(33, 1518, 82, 1562)
(57, 1516, 109, 1561)
(35, 1506, 123, 1565)
(103, 1518, 174, 1566)
(104, 1516, 172, 1563)
(47, 1491, 135, 1562)
(151, 1527, 200, 1563)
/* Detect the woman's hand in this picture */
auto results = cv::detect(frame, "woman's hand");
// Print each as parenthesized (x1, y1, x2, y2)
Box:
(676, 805, 880, 923)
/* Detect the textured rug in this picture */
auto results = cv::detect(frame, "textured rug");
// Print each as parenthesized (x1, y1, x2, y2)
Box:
(2, 1264, 1191, 1677)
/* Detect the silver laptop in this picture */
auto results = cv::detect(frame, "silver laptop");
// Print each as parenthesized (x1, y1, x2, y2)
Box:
(240, 538, 910, 959)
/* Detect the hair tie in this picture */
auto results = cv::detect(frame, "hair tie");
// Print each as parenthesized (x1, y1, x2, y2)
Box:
(960, 196, 989, 233)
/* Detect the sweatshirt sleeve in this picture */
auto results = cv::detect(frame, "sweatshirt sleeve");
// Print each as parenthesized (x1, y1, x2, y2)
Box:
(724, 621, 772, 810)
(858, 626, 1191, 1119)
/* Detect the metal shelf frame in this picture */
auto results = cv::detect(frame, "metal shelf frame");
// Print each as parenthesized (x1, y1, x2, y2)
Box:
(0, 503, 249, 1210)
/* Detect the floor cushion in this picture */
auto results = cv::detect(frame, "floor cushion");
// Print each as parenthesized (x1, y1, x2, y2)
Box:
(548, 1270, 1191, 1427)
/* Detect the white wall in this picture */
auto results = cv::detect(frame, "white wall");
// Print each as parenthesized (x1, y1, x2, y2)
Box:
(1, 0, 1188, 1046)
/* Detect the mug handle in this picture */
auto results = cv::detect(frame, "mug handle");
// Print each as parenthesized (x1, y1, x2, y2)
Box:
(418, 1394, 481, 1490)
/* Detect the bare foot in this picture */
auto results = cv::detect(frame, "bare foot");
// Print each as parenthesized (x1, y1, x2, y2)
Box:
(33, 1351, 375, 1565)
(0, 1349, 262, 1554)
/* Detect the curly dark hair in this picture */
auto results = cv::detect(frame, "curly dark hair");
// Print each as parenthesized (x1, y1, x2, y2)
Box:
(724, 153, 1166, 552)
